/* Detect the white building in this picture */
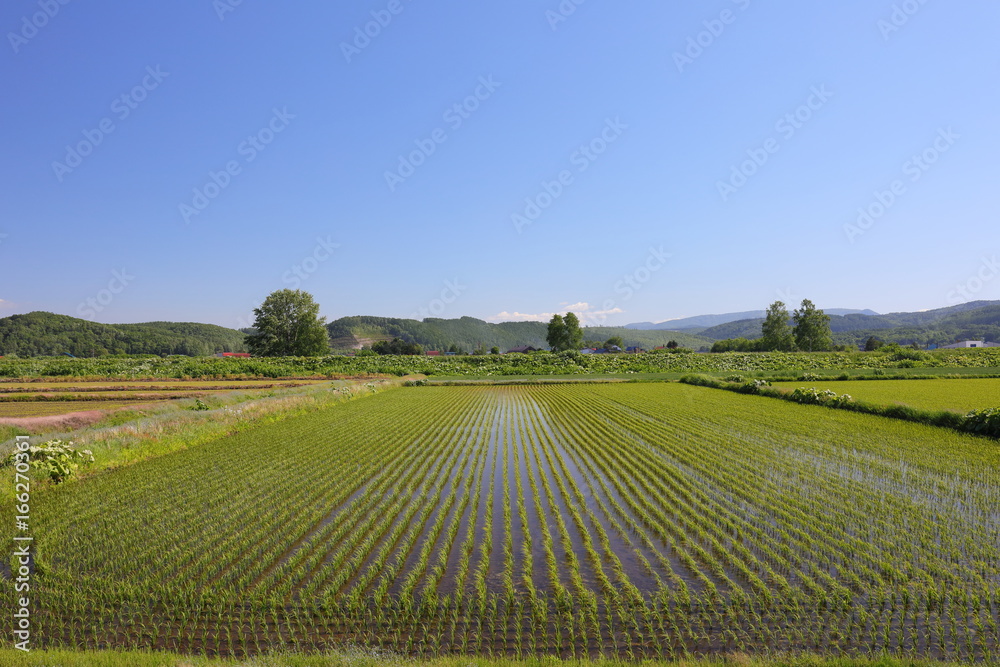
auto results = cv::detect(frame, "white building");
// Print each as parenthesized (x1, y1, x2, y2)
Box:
(939, 340, 1000, 349)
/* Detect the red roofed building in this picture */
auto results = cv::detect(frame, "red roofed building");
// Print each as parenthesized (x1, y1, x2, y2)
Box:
(215, 352, 252, 358)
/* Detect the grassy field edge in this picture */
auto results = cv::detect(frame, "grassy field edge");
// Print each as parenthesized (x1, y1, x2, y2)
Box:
(677, 374, 1000, 439)
(0, 379, 400, 507)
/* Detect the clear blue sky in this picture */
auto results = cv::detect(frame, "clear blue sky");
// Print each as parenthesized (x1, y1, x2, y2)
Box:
(2, 1, 998, 328)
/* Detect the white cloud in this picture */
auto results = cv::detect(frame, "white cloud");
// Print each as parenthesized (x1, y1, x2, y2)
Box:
(486, 302, 623, 324)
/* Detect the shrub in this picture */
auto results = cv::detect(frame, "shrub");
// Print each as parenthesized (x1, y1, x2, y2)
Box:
(962, 408, 1000, 438)
(739, 379, 771, 394)
(679, 374, 721, 388)
(789, 387, 853, 407)
(1, 439, 94, 484)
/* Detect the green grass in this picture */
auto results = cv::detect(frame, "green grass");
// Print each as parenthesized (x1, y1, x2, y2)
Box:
(0, 400, 151, 417)
(770, 377, 1000, 413)
(429, 367, 1000, 384)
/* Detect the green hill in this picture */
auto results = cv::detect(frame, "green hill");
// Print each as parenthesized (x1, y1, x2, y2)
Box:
(698, 301, 1000, 347)
(0, 312, 247, 357)
(327, 316, 710, 352)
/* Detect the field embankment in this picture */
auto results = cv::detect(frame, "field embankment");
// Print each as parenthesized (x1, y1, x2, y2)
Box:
(0, 378, 397, 504)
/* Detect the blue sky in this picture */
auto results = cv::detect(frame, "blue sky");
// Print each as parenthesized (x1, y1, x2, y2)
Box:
(2, 1, 998, 329)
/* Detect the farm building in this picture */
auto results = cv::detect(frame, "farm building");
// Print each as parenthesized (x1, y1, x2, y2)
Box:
(939, 340, 1000, 349)
(214, 352, 251, 358)
(506, 346, 539, 353)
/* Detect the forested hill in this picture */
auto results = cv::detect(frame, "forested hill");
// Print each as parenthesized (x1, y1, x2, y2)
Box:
(0, 312, 247, 357)
(698, 301, 1000, 347)
(326, 316, 710, 352)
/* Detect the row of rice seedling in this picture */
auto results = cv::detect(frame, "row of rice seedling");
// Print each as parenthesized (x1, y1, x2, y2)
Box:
(7, 383, 998, 660)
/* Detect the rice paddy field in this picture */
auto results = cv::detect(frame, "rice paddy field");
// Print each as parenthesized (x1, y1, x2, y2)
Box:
(769, 378, 1000, 414)
(8, 382, 999, 661)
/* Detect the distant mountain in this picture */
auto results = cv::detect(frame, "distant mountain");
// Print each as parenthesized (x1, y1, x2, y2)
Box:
(327, 316, 710, 352)
(626, 308, 878, 331)
(697, 301, 1000, 346)
(7, 300, 996, 358)
(0, 312, 247, 357)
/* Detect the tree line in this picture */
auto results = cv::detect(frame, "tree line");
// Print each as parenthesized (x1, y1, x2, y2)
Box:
(710, 299, 836, 352)
(0, 311, 247, 357)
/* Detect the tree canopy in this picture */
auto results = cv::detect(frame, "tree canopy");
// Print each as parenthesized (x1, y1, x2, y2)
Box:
(546, 312, 583, 352)
(760, 301, 794, 351)
(370, 338, 423, 355)
(793, 299, 833, 352)
(0, 311, 246, 357)
(244, 290, 330, 357)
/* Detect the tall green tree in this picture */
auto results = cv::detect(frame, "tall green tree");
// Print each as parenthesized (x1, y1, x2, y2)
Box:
(760, 301, 794, 351)
(547, 312, 584, 352)
(546, 314, 568, 351)
(244, 289, 330, 356)
(563, 312, 583, 351)
(793, 299, 832, 352)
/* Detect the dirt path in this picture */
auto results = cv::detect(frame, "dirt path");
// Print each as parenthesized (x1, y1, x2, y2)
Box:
(0, 409, 110, 433)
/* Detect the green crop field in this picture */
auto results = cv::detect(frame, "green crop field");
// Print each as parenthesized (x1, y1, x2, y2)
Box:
(770, 378, 1000, 413)
(3, 349, 1000, 380)
(7, 384, 999, 660)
